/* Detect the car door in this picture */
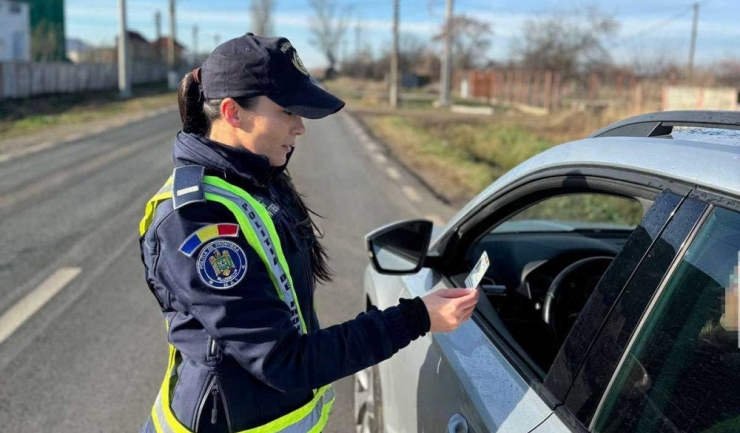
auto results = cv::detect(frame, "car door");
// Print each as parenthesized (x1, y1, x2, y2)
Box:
(530, 194, 710, 431)
(381, 173, 689, 432)
(379, 265, 557, 433)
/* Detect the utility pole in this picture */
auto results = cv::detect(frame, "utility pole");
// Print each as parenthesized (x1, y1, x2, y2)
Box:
(687, 2, 699, 81)
(168, 0, 177, 89)
(118, 0, 131, 99)
(155, 11, 162, 65)
(192, 25, 198, 66)
(355, 22, 361, 59)
(214, 33, 220, 49)
(390, 0, 399, 108)
(438, 0, 453, 106)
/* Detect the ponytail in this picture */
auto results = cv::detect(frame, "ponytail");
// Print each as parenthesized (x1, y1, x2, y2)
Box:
(178, 70, 257, 137)
(178, 70, 210, 135)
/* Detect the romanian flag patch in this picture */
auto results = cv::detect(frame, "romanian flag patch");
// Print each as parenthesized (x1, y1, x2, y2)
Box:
(179, 223, 240, 257)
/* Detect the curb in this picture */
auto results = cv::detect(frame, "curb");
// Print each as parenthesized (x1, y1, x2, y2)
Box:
(0, 105, 178, 164)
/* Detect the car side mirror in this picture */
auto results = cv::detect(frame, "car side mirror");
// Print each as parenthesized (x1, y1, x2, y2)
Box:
(365, 219, 433, 275)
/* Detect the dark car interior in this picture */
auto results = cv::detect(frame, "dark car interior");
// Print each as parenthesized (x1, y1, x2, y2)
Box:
(448, 192, 649, 376)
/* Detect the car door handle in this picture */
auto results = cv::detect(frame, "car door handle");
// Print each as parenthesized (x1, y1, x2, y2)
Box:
(447, 414, 469, 433)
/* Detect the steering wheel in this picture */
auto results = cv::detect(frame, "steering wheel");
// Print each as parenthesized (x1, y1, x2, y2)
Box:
(542, 256, 614, 347)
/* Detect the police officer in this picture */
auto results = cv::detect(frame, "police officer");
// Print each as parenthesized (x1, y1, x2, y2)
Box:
(139, 33, 479, 433)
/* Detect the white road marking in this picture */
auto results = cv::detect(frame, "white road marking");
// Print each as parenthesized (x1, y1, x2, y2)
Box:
(386, 167, 402, 180)
(0, 267, 82, 345)
(402, 185, 422, 203)
(373, 153, 388, 164)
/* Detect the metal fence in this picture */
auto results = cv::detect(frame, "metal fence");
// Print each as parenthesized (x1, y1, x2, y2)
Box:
(465, 70, 656, 113)
(0, 62, 168, 99)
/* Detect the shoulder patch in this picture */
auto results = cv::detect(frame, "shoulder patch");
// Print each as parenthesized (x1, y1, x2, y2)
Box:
(179, 223, 240, 257)
(196, 239, 248, 290)
(172, 165, 205, 210)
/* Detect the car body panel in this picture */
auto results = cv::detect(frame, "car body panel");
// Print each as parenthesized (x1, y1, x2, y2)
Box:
(367, 268, 556, 432)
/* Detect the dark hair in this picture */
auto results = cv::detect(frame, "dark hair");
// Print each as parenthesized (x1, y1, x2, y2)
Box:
(177, 71, 333, 284)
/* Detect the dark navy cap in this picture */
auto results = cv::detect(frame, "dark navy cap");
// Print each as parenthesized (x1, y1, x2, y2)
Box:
(200, 33, 345, 119)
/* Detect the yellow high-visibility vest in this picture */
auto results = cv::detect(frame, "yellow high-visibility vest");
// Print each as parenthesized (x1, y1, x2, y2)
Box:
(140, 172, 335, 433)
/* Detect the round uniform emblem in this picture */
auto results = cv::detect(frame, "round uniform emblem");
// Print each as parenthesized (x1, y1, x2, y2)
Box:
(196, 240, 248, 289)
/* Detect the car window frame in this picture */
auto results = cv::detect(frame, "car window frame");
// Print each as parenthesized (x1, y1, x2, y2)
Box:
(589, 199, 740, 431)
(436, 167, 689, 408)
(548, 195, 709, 430)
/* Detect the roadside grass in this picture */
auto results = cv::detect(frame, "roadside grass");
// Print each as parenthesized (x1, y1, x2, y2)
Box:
(0, 82, 177, 139)
(364, 114, 556, 205)
(356, 101, 627, 208)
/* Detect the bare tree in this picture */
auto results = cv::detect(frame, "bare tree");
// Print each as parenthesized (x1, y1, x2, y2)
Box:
(715, 59, 740, 86)
(308, 0, 351, 79)
(251, 0, 275, 36)
(515, 7, 619, 79)
(31, 19, 61, 62)
(433, 14, 493, 70)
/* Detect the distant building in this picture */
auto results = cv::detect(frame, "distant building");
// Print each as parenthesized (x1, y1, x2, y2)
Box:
(0, 0, 31, 61)
(65, 37, 90, 63)
(18, 0, 66, 61)
(115, 30, 155, 63)
(151, 36, 186, 66)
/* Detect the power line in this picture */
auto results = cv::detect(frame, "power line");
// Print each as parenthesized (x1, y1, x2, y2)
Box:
(609, 5, 694, 48)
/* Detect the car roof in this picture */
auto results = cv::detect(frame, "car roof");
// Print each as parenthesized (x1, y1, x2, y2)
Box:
(437, 131, 740, 242)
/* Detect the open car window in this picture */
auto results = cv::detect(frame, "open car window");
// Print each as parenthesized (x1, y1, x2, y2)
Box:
(465, 192, 651, 377)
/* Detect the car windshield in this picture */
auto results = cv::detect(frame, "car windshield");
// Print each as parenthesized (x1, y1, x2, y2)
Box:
(491, 193, 645, 234)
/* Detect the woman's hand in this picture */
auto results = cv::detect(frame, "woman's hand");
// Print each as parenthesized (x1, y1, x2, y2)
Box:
(421, 288, 480, 333)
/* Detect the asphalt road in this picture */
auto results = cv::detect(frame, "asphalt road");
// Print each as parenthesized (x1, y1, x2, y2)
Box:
(0, 110, 452, 433)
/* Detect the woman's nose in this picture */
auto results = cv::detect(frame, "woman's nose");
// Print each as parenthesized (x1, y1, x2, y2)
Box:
(294, 116, 306, 136)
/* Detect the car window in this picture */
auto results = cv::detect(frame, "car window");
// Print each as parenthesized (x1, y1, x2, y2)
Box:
(562, 198, 708, 426)
(467, 191, 652, 378)
(593, 206, 740, 433)
(493, 193, 645, 234)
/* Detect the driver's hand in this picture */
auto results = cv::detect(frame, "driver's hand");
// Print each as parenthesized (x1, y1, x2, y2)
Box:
(421, 288, 480, 333)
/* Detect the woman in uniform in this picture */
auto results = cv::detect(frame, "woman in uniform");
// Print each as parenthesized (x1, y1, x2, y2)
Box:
(138, 33, 479, 433)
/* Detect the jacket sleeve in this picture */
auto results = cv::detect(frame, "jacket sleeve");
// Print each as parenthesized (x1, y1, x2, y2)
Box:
(152, 201, 420, 393)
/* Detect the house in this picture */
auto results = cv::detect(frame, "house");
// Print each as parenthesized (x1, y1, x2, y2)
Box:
(0, 0, 31, 61)
(151, 36, 186, 66)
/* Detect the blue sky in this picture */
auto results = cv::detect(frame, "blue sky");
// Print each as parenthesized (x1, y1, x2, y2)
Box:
(65, 0, 740, 69)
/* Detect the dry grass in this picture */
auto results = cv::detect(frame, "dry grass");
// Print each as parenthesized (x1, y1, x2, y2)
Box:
(0, 83, 176, 139)
(358, 105, 631, 205)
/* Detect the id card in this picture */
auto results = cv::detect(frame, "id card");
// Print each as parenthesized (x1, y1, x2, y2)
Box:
(465, 251, 490, 289)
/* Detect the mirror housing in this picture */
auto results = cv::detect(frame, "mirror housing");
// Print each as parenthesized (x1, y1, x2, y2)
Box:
(365, 219, 433, 275)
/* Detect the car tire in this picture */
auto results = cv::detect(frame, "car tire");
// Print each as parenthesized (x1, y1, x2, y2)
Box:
(354, 364, 383, 433)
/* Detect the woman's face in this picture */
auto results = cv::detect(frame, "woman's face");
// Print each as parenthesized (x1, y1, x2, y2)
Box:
(234, 96, 306, 167)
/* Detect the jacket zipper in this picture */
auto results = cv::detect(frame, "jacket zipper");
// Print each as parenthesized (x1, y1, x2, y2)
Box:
(194, 376, 233, 433)
(213, 377, 233, 433)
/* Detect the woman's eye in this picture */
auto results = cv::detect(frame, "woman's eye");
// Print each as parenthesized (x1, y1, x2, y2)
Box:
(283, 110, 294, 116)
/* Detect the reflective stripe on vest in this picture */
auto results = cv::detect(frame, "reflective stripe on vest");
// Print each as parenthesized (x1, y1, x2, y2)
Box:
(140, 173, 335, 433)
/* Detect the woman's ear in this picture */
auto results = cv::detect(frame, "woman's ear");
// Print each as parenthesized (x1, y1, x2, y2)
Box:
(220, 98, 244, 128)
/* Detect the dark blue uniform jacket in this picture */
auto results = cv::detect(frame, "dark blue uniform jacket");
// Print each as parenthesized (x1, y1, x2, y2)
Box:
(140, 132, 415, 433)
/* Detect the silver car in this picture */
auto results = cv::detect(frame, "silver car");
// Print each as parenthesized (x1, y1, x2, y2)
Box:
(355, 111, 740, 433)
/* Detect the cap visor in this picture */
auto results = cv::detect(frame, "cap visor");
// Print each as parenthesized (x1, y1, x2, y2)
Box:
(267, 83, 345, 120)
